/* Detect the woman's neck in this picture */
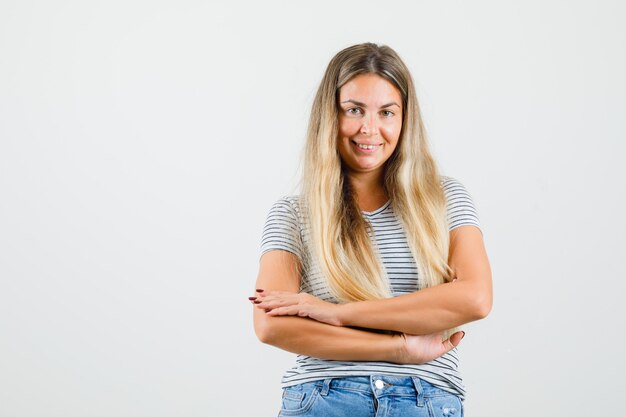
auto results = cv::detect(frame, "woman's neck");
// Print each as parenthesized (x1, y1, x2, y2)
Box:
(347, 171, 388, 212)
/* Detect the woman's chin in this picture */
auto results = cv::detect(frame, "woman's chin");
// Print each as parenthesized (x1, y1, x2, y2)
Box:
(345, 162, 384, 174)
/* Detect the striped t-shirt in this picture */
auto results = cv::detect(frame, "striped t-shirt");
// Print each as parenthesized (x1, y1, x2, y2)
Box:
(259, 175, 481, 400)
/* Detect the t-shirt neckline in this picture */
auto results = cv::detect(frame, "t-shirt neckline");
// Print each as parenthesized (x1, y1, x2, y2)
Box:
(361, 200, 391, 216)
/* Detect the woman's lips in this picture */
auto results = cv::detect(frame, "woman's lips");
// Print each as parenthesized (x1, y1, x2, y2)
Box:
(352, 140, 382, 153)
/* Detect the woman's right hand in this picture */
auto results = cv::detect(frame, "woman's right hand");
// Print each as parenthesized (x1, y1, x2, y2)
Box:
(394, 331, 465, 364)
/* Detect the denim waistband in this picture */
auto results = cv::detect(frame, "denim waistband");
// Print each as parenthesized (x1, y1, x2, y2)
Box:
(302, 374, 452, 406)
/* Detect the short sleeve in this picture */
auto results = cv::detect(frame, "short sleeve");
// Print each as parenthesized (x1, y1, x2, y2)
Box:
(260, 197, 303, 260)
(441, 176, 482, 233)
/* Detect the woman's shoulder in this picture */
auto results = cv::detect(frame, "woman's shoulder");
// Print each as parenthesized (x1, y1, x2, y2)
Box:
(261, 195, 306, 259)
(266, 195, 305, 221)
(439, 174, 463, 188)
(438, 175, 481, 230)
(271, 194, 303, 210)
(439, 175, 473, 199)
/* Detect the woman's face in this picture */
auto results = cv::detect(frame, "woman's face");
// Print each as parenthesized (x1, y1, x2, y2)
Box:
(337, 73, 403, 178)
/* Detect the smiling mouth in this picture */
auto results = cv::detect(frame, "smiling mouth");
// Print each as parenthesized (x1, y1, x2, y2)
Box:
(351, 140, 382, 150)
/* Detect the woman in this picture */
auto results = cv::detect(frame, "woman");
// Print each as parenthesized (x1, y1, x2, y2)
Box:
(250, 43, 492, 417)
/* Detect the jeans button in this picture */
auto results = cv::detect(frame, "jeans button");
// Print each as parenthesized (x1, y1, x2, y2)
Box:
(374, 379, 384, 389)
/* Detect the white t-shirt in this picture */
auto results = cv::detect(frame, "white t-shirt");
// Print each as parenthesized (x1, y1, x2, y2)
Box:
(260, 175, 482, 400)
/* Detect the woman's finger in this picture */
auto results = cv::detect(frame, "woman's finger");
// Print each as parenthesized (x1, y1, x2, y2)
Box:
(254, 296, 298, 310)
(259, 293, 303, 306)
(266, 305, 301, 317)
(260, 290, 294, 297)
(250, 291, 280, 302)
(445, 331, 465, 349)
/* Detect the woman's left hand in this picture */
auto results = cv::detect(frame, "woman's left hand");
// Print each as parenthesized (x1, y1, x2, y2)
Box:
(251, 290, 343, 327)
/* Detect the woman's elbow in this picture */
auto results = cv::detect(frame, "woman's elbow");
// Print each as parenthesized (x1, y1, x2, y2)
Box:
(474, 297, 492, 320)
(471, 286, 493, 320)
(254, 313, 277, 344)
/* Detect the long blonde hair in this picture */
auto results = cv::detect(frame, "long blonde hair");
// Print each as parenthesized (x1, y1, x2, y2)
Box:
(302, 43, 455, 309)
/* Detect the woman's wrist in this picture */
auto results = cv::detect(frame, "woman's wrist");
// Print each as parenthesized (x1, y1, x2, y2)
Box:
(388, 332, 407, 363)
(372, 331, 406, 363)
(336, 302, 354, 327)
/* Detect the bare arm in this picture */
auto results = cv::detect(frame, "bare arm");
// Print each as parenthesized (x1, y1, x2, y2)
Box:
(258, 225, 492, 335)
(253, 250, 462, 363)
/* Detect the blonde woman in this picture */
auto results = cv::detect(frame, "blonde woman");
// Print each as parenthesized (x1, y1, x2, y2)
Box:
(250, 43, 492, 417)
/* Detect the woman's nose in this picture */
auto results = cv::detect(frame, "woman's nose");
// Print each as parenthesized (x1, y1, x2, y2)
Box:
(360, 115, 378, 136)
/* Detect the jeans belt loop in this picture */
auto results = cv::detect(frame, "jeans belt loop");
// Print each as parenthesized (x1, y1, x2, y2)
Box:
(320, 378, 332, 396)
(411, 377, 426, 407)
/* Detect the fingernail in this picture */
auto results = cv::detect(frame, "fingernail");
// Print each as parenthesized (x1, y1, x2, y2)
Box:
(248, 297, 257, 301)
(254, 300, 262, 304)
(256, 289, 264, 292)
(460, 331, 466, 340)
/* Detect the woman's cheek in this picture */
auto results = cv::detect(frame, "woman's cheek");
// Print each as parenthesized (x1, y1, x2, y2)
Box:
(379, 126, 395, 143)
(339, 118, 361, 137)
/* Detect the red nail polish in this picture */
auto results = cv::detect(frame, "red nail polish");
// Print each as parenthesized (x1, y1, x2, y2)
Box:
(254, 300, 262, 304)
(248, 297, 257, 301)
(256, 289, 264, 293)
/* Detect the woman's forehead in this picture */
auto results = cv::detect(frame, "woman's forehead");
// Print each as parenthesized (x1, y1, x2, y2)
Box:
(338, 74, 402, 106)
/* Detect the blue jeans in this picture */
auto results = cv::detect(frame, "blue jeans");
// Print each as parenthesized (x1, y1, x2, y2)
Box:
(278, 375, 463, 417)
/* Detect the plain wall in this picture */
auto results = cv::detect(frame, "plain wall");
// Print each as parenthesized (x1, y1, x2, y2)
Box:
(1, 1, 625, 416)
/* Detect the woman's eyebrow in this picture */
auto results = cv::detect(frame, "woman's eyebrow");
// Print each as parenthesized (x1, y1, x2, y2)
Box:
(341, 99, 366, 106)
(340, 99, 400, 108)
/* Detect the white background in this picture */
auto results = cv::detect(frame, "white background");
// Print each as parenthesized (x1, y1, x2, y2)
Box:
(1, 1, 625, 416)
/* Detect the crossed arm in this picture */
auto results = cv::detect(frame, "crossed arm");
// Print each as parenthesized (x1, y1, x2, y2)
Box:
(252, 225, 492, 363)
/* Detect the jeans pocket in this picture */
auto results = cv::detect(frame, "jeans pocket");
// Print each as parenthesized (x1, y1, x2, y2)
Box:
(427, 394, 463, 417)
(280, 383, 321, 416)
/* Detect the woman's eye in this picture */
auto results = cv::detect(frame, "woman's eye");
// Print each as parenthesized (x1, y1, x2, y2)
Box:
(347, 107, 362, 115)
(381, 110, 394, 117)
